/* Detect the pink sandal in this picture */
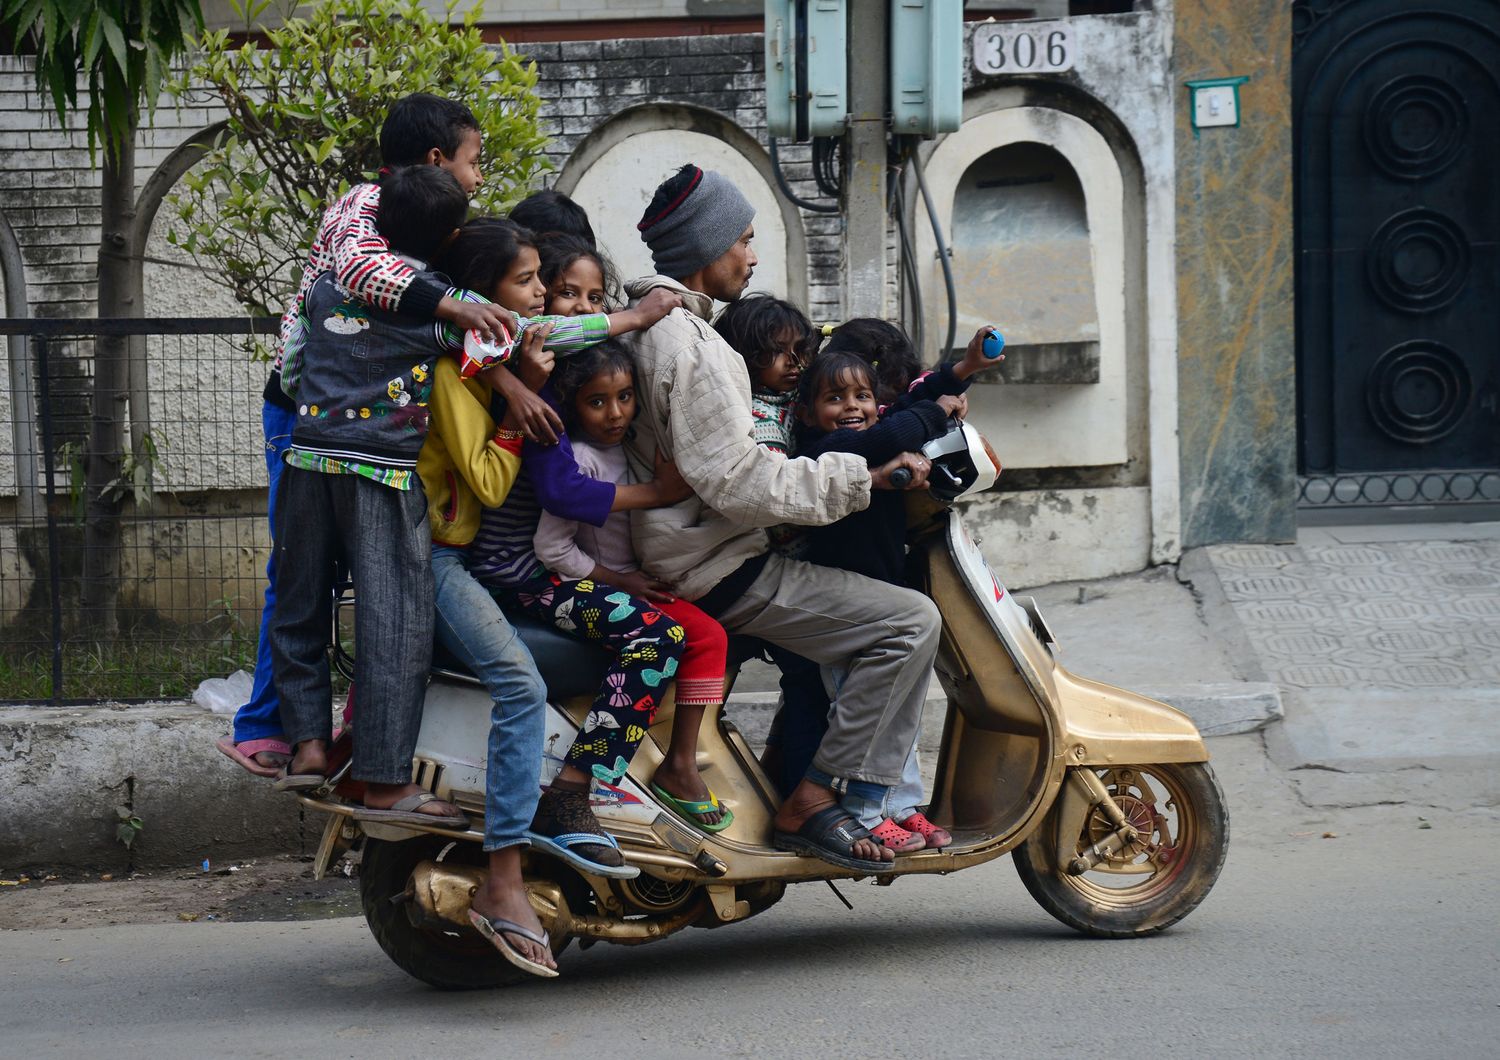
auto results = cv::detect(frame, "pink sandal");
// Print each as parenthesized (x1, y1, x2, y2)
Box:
(215, 736, 292, 779)
(869, 817, 925, 853)
(897, 811, 952, 850)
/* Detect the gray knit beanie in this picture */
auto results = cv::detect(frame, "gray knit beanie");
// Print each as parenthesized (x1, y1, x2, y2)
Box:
(637, 164, 756, 278)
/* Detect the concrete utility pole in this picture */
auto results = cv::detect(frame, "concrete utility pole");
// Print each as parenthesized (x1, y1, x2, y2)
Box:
(841, 3, 889, 319)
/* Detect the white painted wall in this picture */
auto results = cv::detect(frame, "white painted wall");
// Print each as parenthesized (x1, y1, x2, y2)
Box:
(566, 128, 789, 300)
(939, 9, 1181, 581)
(971, 486, 1153, 589)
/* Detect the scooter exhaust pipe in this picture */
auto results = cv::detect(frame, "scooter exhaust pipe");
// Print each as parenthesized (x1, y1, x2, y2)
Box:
(406, 861, 709, 943)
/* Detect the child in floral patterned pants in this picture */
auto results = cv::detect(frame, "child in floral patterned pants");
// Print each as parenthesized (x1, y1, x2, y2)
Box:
(504, 573, 728, 817)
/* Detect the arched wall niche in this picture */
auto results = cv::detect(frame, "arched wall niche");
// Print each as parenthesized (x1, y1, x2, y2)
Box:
(912, 88, 1148, 479)
(555, 103, 807, 307)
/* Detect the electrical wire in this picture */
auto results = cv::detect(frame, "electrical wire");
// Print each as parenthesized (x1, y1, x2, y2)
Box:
(768, 136, 840, 214)
(888, 149, 925, 359)
(911, 146, 958, 362)
(812, 136, 842, 199)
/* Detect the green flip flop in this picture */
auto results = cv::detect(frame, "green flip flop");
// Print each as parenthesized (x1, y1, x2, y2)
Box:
(651, 783, 735, 833)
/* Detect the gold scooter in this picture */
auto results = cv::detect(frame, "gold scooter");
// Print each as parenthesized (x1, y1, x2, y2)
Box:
(297, 422, 1229, 989)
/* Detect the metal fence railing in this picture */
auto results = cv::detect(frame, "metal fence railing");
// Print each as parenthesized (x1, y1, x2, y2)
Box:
(1, 316, 280, 703)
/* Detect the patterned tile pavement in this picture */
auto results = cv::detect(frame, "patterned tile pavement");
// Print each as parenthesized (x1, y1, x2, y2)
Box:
(1204, 537, 1500, 692)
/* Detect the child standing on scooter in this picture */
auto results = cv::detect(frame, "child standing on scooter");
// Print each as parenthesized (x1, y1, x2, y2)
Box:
(219, 92, 520, 781)
(269, 166, 479, 827)
(794, 322, 1004, 851)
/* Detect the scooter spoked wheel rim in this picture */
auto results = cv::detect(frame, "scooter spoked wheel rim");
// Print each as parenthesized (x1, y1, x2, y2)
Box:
(1013, 761, 1229, 938)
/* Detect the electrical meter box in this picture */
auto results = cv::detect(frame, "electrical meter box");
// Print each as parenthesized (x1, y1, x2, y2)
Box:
(888, 0, 963, 136)
(765, 0, 849, 140)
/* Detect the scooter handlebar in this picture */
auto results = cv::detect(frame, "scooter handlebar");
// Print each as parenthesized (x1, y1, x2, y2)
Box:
(890, 466, 914, 489)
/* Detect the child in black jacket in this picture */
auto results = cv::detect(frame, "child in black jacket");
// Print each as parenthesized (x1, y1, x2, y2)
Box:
(797, 324, 998, 583)
(795, 323, 1001, 850)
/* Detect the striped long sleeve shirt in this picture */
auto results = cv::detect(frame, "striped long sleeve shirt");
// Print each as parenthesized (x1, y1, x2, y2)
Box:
(467, 385, 616, 589)
(275, 182, 448, 371)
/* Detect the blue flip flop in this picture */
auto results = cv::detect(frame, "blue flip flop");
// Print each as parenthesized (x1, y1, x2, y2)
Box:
(526, 829, 640, 880)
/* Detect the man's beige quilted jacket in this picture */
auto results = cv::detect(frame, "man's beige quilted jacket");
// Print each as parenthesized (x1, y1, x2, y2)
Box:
(621, 275, 871, 600)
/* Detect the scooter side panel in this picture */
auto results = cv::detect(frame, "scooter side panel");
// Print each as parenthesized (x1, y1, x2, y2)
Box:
(410, 678, 661, 827)
(943, 513, 1060, 709)
(940, 510, 1209, 766)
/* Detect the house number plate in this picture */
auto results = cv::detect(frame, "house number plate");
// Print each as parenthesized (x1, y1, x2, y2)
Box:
(972, 21, 1076, 76)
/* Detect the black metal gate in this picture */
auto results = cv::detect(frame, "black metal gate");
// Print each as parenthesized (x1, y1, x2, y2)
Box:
(1293, 0, 1500, 511)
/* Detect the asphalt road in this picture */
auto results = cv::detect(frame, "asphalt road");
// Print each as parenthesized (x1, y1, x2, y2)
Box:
(3, 735, 1498, 1059)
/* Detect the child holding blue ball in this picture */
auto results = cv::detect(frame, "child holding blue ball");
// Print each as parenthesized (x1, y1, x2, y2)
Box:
(794, 322, 1005, 851)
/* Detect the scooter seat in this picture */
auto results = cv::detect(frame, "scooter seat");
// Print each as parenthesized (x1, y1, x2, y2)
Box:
(431, 612, 611, 700)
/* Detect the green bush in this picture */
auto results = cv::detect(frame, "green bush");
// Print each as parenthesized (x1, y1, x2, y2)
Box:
(168, 0, 550, 318)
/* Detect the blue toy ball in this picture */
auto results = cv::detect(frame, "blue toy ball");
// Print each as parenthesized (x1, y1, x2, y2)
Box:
(983, 328, 1005, 359)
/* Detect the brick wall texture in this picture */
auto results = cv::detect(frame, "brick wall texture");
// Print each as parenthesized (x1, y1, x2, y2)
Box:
(0, 33, 844, 323)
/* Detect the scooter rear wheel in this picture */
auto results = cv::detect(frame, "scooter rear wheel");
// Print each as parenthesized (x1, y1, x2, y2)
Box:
(361, 835, 568, 990)
(1013, 761, 1229, 938)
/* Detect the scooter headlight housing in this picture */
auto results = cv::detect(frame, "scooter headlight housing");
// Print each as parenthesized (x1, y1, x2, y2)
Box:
(920, 421, 1001, 502)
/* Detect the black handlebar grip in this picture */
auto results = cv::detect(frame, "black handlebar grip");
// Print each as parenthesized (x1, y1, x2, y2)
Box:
(890, 466, 914, 489)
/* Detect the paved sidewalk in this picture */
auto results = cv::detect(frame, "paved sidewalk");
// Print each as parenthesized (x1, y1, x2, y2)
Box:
(1193, 520, 1500, 809)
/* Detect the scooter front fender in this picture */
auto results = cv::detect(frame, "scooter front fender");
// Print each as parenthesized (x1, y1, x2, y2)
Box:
(1052, 668, 1209, 766)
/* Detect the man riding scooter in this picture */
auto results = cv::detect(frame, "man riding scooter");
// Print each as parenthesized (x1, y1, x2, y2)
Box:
(620, 164, 938, 874)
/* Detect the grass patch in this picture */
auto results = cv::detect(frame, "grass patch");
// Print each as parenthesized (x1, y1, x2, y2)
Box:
(0, 626, 257, 702)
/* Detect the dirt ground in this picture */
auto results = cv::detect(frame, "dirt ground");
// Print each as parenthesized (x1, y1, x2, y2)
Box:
(0, 855, 360, 931)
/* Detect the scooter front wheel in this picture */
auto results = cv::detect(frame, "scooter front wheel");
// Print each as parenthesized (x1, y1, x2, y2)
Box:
(1013, 762, 1229, 938)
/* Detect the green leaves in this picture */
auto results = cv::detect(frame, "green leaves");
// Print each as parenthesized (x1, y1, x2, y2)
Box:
(114, 805, 144, 850)
(0, 0, 206, 162)
(166, 0, 552, 318)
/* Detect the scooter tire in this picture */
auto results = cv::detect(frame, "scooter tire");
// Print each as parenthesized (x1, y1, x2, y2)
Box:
(360, 835, 560, 990)
(1012, 761, 1229, 938)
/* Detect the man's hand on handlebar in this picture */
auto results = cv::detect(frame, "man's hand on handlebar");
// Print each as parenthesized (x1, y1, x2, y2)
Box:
(871, 451, 931, 491)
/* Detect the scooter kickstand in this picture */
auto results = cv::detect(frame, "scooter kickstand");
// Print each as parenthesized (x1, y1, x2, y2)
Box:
(825, 880, 854, 910)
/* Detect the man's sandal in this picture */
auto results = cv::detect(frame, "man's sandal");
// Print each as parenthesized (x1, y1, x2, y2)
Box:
(467, 909, 559, 979)
(651, 783, 735, 833)
(772, 805, 895, 873)
(350, 792, 470, 830)
(272, 765, 328, 793)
